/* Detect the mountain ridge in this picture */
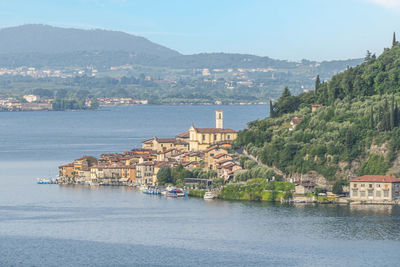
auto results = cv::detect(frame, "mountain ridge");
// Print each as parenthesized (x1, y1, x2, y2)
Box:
(0, 24, 362, 69)
(0, 24, 180, 57)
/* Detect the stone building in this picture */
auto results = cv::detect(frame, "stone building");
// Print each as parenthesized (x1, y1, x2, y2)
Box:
(349, 175, 400, 202)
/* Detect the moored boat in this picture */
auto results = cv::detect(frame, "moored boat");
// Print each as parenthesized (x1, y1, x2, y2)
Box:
(37, 178, 58, 184)
(165, 188, 185, 197)
(143, 186, 161, 195)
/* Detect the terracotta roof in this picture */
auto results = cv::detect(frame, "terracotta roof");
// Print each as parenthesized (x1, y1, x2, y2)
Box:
(350, 175, 400, 183)
(136, 161, 156, 166)
(59, 163, 74, 168)
(213, 153, 228, 159)
(142, 138, 154, 144)
(91, 164, 124, 169)
(176, 131, 190, 138)
(291, 117, 303, 125)
(205, 145, 219, 152)
(193, 127, 236, 134)
(222, 163, 235, 169)
(156, 138, 177, 143)
(75, 155, 96, 161)
(217, 159, 233, 164)
(160, 148, 176, 154)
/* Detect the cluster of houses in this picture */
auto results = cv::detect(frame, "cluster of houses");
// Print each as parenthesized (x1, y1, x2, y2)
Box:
(0, 95, 53, 111)
(57, 107, 400, 204)
(96, 97, 148, 106)
(58, 110, 243, 186)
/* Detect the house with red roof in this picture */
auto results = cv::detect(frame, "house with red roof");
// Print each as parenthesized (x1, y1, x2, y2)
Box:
(349, 175, 400, 202)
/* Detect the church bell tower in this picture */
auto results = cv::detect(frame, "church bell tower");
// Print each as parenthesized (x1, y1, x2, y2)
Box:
(216, 110, 223, 129)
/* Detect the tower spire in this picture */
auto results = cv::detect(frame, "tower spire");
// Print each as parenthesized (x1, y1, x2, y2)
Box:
(216, 110, 223, 129)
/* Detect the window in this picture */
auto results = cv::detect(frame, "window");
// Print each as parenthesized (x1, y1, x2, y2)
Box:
(384, 190, 389, 198)
(360, 191, 366, 197)
(376, 191, 381, 198)
(219, 113, 221, 119)
(214, 134, 217, 140)
(202, 135, 205, 141)
(361, 184, 365, 187)
(227, 135, 230, 140)
(369, 184, 373, 188)
(352, 190, 358, 197)
(376, 184, 381, 188)
(368, 190, 373, 197)
(353, 183, 357, 188)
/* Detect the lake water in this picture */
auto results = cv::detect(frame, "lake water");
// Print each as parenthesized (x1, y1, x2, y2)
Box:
(1, 105, 400, 266)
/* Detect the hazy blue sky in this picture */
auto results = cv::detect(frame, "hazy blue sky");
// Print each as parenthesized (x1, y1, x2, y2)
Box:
(0, 0, 399, 61)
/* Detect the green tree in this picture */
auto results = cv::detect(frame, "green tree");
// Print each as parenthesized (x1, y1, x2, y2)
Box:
(157, 167, 173, 185)
(90, 98, 99, 109)
(365, 50, 371, 62)
(315, 74, 321, 94)
(269, 99, 275, 118)
(281, 86, 291, 98)
(370, 107, 374, 129)
(332, 180, 344, 194)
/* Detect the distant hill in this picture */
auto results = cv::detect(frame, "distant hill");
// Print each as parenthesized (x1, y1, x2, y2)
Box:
(0, 24, 180, 58)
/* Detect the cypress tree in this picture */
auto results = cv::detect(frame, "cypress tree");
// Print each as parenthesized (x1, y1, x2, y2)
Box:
(370, 107, 374, 129)
(269, 100, 275, 118)
(393, 32, 397, 47)
(377, 105, 384, 131)
(315, 75, 321, 94)
(282, 87, 291, 98)
(365, 50, 371, 61)
(395, 103, 400, 127)
(390, 96, 395, 130)
(384, 98, 390, 131)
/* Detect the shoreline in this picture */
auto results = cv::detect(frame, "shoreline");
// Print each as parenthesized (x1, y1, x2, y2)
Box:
(0, 102, 269, 112)
(47, 181, 400, 205)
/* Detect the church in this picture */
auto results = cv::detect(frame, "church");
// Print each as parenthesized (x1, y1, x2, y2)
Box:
(177, 110, 237, 151)
(143, 110, 237, 152)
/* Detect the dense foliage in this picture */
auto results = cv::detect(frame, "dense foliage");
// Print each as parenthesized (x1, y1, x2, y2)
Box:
(157, 166, 217, 186)
(235, 42, 400, 181)
(219, 179, 294, 201)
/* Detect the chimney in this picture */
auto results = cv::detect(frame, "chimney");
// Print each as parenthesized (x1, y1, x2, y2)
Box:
(216, 110, 223, 129)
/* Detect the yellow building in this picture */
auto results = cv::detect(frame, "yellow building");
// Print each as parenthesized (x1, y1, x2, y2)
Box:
(143, 110, 237, 153)
(121, 165, 137, 184)
(142, 137, 189, 152)
(173, 110, 237, 152)
(187, 126, 237, 151)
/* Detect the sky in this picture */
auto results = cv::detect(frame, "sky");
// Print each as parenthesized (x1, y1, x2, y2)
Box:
(0, 0, 399, 61)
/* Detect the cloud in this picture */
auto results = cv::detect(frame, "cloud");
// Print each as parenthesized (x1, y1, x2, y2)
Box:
(368, 0, 400, 9)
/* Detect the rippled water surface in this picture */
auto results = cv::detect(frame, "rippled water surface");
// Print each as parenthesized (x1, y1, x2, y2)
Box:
(1, 105, 400, 266)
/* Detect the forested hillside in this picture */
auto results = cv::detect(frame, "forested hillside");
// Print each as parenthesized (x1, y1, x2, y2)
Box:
(235, 39, 400, 186)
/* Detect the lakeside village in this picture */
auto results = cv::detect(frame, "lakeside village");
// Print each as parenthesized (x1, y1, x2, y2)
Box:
(49, 110, 400, 204)
(0, 94, 148, 111)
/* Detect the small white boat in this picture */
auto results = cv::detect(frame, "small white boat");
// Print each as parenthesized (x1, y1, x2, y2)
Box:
(204, 191, 216, 199)
(37, 178, 57, 184)
(165, 188, 185, 197)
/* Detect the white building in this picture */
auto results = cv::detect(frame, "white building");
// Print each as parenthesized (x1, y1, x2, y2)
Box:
(23, 95, 40, 103)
